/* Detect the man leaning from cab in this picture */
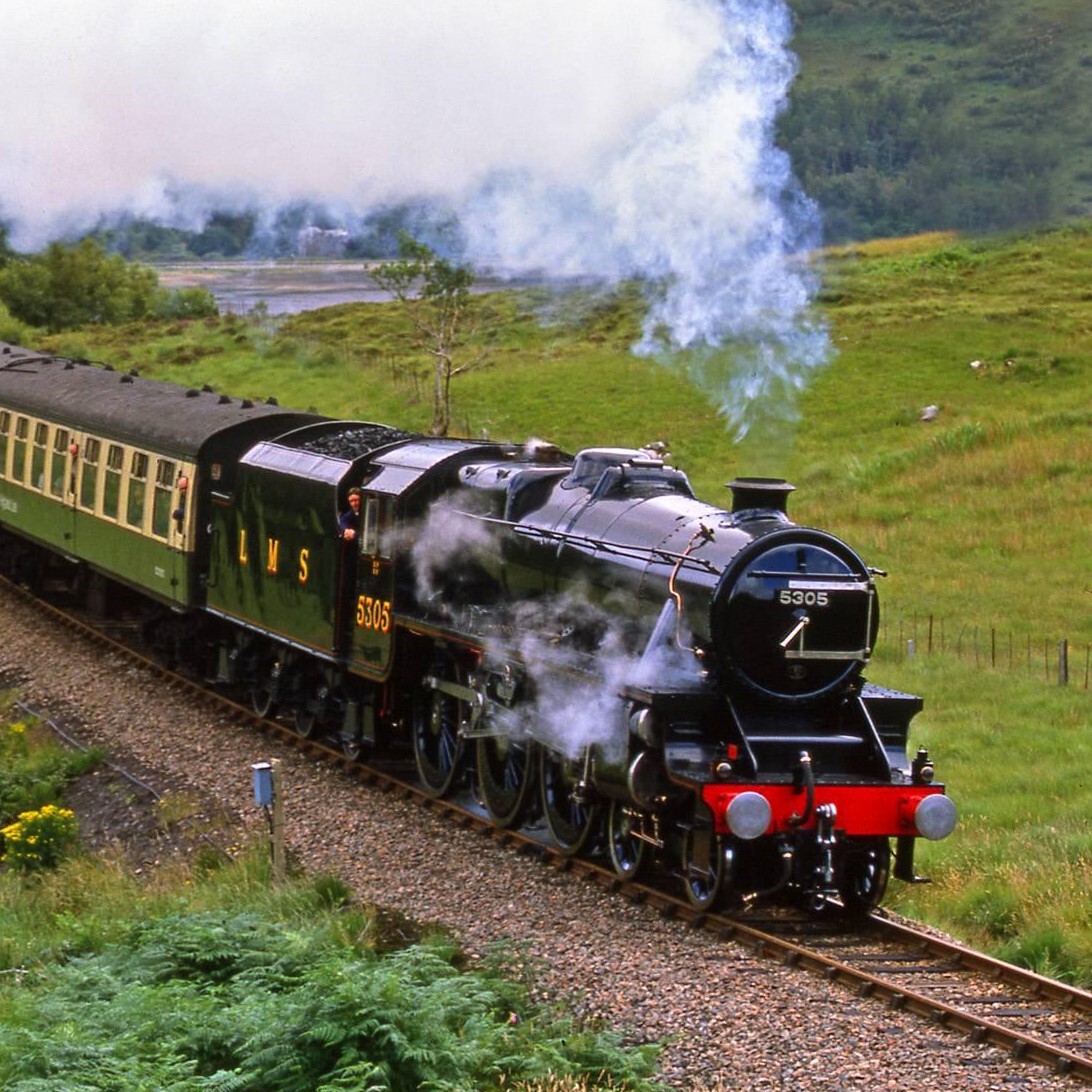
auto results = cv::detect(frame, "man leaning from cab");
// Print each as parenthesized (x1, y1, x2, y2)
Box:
(339, 487, 362, 541)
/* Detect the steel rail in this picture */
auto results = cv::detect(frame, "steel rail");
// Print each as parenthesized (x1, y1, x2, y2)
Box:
(706, 911, 1092, 1082)
(869, 914, 1092, 1015)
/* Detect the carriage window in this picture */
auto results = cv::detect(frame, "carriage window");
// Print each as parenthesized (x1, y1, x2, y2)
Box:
(151, 458, 176, 539)
(103, 444, 124, 520)
(30, 422, 47, 491)
(126, 451, 149, 528)
(49, 429, 70, 498)
(12, 417, 29, 484)
(79, 437, 101, 511)
(0, 411, 9, 479)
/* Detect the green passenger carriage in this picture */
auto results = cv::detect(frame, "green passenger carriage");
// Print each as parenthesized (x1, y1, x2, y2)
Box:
(0, 343, 316, 608)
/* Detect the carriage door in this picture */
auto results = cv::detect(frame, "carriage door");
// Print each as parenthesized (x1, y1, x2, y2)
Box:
(350, 493, 395, 677)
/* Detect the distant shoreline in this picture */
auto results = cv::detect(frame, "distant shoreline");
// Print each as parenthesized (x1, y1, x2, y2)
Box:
(152, 260, 392, 315)
(153, 259, 538, 316)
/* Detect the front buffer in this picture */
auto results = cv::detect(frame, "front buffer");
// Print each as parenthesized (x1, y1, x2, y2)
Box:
(702, 765, 957, 914)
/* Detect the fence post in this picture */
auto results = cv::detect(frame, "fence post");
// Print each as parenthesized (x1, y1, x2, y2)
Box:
(893, 615, 1080, 689)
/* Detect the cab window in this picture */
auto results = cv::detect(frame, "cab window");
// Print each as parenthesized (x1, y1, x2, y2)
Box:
(126, 451, 149, 529)
(360, 496, 379, 555)
(359, 495, 393, 558)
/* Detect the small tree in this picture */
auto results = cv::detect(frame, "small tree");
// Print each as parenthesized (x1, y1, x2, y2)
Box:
(370, 233, 484, 437)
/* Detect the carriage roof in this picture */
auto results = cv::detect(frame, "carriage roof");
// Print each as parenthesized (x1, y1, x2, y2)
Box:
(0, 343, 318, 456)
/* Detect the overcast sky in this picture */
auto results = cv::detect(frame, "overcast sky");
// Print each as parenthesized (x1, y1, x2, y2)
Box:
(0, 0, 827, 438)
(0, 0, 724, 239)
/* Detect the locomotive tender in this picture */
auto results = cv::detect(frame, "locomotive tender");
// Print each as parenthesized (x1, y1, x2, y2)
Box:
(0, 341, 955, 913)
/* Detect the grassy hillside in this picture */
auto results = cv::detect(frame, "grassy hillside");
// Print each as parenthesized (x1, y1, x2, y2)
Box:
(39, 222, 1092, 979)
(45, 224, 1091, 651)
(783, 0, 1092, 239)
(795, 225, 1092, 653)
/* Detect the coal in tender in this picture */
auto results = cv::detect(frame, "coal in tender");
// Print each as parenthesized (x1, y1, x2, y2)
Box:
(300, 424, 419, 459)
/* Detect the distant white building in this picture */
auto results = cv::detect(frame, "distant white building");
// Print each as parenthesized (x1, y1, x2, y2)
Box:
(297, 226, 350, 257)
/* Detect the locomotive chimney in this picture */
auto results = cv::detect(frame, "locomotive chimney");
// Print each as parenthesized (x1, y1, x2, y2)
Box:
(726, 477, 795, 515)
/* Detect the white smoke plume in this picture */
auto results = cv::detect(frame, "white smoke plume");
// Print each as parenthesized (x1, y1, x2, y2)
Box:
(0, 0, 827, 437)
(401, 501, 499, 607)
(509, 598, 706, 760)
(0, 0, 721, 240)
(405, 505, 708, 757)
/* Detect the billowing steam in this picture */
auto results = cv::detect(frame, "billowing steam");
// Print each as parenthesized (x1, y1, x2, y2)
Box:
(509, 598, 706, 760)
(2, 0, 826, 439)
(405, 503, 707, 757)
(402, 503, 499, 607)
(463, 0, 829, 440)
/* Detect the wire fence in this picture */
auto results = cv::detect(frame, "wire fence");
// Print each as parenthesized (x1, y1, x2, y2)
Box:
(880, 614, 1090, 690)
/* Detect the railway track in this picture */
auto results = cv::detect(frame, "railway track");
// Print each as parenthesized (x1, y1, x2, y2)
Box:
(6, 575, 1092, 1085)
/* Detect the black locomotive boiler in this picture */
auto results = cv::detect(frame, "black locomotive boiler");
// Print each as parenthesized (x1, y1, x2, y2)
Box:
(0, 342, 955, 914)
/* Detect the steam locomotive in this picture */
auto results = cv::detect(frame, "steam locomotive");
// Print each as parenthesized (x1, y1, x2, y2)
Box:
(0, 341, 955, 914)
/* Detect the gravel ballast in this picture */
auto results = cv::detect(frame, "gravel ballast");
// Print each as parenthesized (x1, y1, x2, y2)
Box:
(0, 587, 1072, 1090)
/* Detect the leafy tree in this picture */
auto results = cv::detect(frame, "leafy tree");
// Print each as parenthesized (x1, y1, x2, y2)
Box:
(0, 239, 160, 332)
(92, 217, 193, 260)
(190, 211, 257, 258)
(370, 234, 485, 437)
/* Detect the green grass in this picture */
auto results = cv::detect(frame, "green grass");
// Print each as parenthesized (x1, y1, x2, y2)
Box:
(795, 225, 1092, 650)
(880, 655, 1092, 982)
(35, 220, 1092, 981)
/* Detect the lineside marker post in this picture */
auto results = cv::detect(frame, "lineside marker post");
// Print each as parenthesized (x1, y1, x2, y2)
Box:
(252, 759, 286, 887)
